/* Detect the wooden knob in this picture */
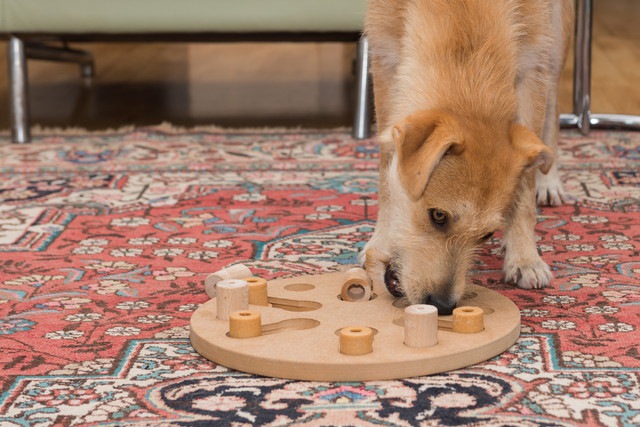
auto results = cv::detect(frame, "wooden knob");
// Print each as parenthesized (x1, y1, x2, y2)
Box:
(452, 306, 484, 333)
(205, 264, 252, 298)
(244, 276, 269, 306)
(229, 310, 262, 338)
(216, 279, 249, 320)
(341, 267, 373, 302)
(339, 326, 373, 355)
(404, 304, 438, 347)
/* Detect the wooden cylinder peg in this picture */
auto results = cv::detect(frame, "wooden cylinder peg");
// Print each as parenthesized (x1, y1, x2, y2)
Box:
(216, 279, 249, 320)
(452, 306, 484, 333)
(339, 326, 374, 355)
(229, 310, 262, 338)
(205, 264, 252, 298)
(341, 267, 373, 302)
(404, 304, 438, 347)
(244, 276, 269, 306)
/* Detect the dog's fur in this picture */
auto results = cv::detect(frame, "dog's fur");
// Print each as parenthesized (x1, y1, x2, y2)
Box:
(363, 0, 574, 312)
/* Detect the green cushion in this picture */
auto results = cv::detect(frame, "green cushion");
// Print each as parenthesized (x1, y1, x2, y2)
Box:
(0, 0, 366, 33)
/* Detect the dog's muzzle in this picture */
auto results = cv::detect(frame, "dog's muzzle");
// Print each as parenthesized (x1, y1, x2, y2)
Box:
(422, 294, 456, 316)
(384, 264, 456, 315)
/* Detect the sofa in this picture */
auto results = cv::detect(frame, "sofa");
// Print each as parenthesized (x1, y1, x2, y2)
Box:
(1, 0, 370, 143)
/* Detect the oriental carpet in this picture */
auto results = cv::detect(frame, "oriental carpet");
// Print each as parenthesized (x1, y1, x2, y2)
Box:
(0, 126, 638, 426)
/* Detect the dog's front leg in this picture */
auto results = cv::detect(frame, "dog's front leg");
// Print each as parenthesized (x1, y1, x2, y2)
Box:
(502, 171, 553, 289)
(535, 75, 567, 206)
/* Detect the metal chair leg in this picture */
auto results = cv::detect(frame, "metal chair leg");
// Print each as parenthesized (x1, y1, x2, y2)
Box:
(568, 0, 640, 131)
(573, 0, 593, 135)
(352, 35, 372, 140)
(8, 36, 31, 144)
(25, 42, 95, 79)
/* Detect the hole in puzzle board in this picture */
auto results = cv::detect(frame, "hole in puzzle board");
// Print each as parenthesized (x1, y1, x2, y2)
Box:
(268, 297, 322, 312)
(262, 318, 320, 335)
(226, 318, 320, 337)
(284, 283, 315, 292)
(392, 298, 410, 309)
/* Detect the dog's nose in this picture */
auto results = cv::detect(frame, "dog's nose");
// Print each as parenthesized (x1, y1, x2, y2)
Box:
(384, 265, 404, 297)
(423, 295, 456, 315)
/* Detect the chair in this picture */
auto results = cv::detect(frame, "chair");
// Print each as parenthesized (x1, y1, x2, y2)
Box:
(2, 0, 371, 143)
(562, 0, 640, 134)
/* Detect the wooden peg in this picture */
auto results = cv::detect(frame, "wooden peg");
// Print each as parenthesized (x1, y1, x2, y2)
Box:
(205, 264, 252, 298)
(244, 276, 269, 306)
(339, 326, 374, 355)
(340, 267, 373, 302)
(452, 306, 484, 333)
(229, 310, 262, 338)
(216, 279, 249, 320)
(404, 304, 438, 347)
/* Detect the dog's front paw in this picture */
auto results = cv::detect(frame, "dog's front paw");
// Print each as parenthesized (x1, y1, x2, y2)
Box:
(504, 257, 553, 289)
(536, 168, 566, 206)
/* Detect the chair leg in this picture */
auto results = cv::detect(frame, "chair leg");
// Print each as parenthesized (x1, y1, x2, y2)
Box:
(8, 36, 31, 144)
(573, 0, 593, 135)
(352, 35, 372, 140)
(25, 42, 95, 79)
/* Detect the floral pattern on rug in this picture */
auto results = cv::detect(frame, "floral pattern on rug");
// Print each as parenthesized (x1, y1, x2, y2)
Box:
(0, 127, 638, 426)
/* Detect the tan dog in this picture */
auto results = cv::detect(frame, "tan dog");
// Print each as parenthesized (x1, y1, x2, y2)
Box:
(363, 0, 574, 313)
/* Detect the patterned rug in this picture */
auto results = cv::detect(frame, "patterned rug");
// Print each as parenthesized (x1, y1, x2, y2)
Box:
(0, 125, 638, 426)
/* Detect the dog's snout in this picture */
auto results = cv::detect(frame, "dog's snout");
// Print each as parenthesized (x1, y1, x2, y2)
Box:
(384, 264, 404, 297)
(422, 294, 456, 315)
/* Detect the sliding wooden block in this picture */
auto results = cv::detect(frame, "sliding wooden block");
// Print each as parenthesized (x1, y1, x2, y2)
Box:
(339, 326, 374, 355)
(245, 276, 269, 306)
(404, 304, 438, 347)
(452, 306, 484, 333)
(205, 264, 252, 298)
(340, 267, 373, 302)
(229, 310, 262, 338)
(216, 279, 249, 320)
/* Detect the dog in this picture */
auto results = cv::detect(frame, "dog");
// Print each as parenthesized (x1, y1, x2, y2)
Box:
(362, 0, 574, 314)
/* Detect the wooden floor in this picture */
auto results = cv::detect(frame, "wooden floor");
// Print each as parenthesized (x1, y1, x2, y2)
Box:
(1, 0, 639, 132)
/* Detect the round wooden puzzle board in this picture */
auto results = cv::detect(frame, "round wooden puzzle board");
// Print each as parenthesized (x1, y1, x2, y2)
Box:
(190, 271, 520, 381)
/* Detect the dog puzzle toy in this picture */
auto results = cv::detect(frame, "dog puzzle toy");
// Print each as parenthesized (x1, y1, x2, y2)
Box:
(190, 267, 520, 381)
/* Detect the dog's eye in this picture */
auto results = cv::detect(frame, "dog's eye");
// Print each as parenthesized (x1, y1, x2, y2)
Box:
(481, 232, 495, 241)
(429, 209, 448, 227)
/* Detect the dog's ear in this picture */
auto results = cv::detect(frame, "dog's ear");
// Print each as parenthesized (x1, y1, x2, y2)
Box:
(392, 110, 465, 200)
(510, 124, 554, 174)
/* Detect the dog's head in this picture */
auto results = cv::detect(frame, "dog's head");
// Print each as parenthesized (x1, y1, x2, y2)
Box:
(373, 109, 552, 313)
